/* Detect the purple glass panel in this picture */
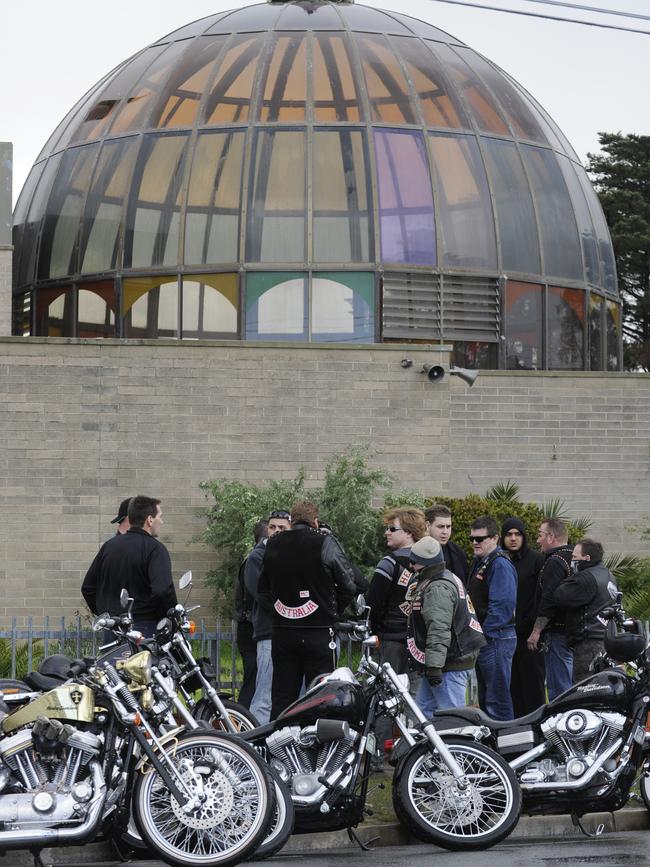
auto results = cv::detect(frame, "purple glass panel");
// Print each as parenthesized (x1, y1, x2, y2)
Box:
(374, 129, 436, 265)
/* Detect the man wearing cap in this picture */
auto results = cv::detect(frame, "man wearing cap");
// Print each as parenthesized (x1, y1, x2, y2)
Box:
(406, 537, 485, 718)
(467, 516, 518, 720)
(82, 495, 177, 637)
(110, 498, 132, 535)
(244, 509, 291, 724)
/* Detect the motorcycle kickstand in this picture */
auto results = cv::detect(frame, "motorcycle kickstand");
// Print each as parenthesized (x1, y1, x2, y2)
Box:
(347, 826, 380, 851)
(571, 813, 605, 838)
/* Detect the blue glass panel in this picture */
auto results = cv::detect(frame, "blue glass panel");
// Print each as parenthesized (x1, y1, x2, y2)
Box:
(374, 129, 436, 266)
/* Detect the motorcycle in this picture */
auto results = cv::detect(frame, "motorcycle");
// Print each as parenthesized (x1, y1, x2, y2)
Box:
(431, 598, 650, 833)
(239, 614, 521, 851)
(0, 630, 273, 867)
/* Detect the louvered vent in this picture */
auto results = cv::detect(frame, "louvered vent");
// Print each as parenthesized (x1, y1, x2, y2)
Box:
(382, 272, 441, 340)
(442, 275, 500, 342)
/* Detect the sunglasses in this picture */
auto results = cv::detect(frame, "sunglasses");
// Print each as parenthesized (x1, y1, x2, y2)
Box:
(470, 534, 491, 544)
(385, 525, 403, 533)
(269, 510, 291, 520)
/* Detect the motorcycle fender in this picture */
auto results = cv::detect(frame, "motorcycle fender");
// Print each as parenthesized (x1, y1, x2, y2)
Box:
(135, 727, 185, 771)
(392, 736, 476, 787)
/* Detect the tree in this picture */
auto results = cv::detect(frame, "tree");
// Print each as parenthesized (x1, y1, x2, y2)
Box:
(587, 133, 650, 370)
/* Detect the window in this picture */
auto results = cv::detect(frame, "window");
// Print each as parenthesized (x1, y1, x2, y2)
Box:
(246, 273, 307, 341)
(182, 274, 238, 338)
(548, 286, 584, 370)
(312, 33, 362, 121)
(588, 294, 603, 371)
(203, 34, 267, 124)
(258, 33, 307, 122)
(505, 281, 542, 370)
(374, 129, 436, 265)
(35, 287, 74, 337)
(77, 281, 116, 338)
(606, 301, 621, 371)
(122, 277, 179, 338)
(356, 34, 416, 124)
(312, 273, 374, 342)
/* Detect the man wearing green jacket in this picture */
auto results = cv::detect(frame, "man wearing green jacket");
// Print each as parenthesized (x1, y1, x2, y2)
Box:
(405, 536, 486, 717)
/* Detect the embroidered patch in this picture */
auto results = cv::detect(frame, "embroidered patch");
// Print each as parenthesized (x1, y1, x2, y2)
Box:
(299, 590, 310, 598)
(397, 568, 414, 587)
(274, 600, 319, 619)
(469, 617, 483, 632)
(399, 601, 411, 615)
(407, 636, 425, 664)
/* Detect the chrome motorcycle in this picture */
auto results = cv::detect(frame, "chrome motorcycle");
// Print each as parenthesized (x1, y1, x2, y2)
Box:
(240, 615, 521, 851)
(432, 599, 650, 833)
(0, 637, 273, 867)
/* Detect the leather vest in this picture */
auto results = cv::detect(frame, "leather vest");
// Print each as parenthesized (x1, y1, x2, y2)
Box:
(570, 563, 619, 642)
(406, 570, 486, 670)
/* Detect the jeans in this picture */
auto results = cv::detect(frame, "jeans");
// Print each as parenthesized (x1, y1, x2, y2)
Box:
(416, 669, 469, 719)
(477, 629, 516, 721)
(544, 631, 573, 699)
(250, 639, 272, 724)
(270, 628, 336, 720)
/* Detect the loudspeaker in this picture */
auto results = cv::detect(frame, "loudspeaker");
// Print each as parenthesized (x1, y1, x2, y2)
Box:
(449, 366, 479, 387)
(421, 364, 445, 383)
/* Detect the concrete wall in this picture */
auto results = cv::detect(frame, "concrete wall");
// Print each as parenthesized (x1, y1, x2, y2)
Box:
(0, 143, 12, 338)
(0, 338, 647, 625)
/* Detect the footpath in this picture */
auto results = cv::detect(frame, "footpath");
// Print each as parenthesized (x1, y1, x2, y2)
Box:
(7, 807, 649, 865)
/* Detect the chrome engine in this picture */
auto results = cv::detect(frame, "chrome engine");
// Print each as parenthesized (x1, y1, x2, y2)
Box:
(519, 710, 626, 786)
(0, 716, 102, 827)
(265, 719, 359, 806)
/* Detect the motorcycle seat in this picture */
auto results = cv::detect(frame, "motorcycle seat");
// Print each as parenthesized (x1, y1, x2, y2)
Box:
(24, 670, 69, 692)
(238, 721, 276, 741)
(433, 703, 547, 732)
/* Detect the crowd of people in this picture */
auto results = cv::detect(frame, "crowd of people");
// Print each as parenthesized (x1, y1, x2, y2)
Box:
(80, 495, 619, 740)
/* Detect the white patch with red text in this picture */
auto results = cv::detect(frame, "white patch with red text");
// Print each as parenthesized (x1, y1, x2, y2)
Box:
(469, 617, 483, 633)
(299, 590, 310, 598)
(274, 599, 319, 619)
(397, 568, 414, 587)
(407, 636, 425, 664)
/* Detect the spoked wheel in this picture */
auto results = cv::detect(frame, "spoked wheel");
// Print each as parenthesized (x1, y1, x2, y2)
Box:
(392, 737, 521, 851)
(133, 731, 272, 867)
(248, 765, 294, 861)
(194, 697, 259, 733)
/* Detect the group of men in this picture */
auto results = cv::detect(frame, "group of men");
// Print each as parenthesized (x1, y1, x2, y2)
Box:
(80, 494, 619, 733)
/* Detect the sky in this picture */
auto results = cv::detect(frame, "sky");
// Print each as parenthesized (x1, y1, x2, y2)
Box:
(2, 0, 649, 207)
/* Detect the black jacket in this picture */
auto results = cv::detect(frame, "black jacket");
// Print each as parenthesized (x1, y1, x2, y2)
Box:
(536, 544, 573, 630)
(258, 523, 356, 629)
(443, 540, 469, 587)
(554, 561, 618, 644)
(367, 547, 414, 641)
(81, 527, 177, 621)
(244, 540, 272, 641)
(500, 517, 545, 639)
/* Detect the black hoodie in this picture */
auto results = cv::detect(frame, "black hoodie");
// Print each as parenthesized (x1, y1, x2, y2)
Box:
(500, 517, 545, 639)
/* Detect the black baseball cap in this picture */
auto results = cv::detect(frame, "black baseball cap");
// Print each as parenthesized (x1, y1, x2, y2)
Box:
(110, 498, 132, 524)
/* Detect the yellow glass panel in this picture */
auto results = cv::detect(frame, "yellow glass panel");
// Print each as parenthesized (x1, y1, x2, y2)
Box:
(259, 35, 307, 122)
(313, 34, 360, 122)
(197, 272, 238, 308)
(357, 34, 415, 124)
(204, 35, 265, 124)
(122, 276, 172, 314)
(428, 136, 479, 205)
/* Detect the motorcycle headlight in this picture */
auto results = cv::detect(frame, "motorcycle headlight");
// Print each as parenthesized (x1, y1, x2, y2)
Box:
(117, 650, 152, 686)
(155, 617, 172, 643)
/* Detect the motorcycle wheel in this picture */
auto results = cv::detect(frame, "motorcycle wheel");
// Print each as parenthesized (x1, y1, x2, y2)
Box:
(132, 731, 273, 867)
(640, 771, 650, 811)
(392, 737, 521, 851)
(194, 697, 259, 733)
(248, 765, 294, 861)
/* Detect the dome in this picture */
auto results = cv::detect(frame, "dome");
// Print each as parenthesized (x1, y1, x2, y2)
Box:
(11, 0, 620, 370)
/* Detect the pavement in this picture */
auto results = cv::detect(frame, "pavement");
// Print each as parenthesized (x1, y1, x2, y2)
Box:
(5, 806, 649, 865)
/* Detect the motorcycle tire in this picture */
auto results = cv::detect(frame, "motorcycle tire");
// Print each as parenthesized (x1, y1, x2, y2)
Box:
(194, 696, 259, 733)
(392, 737, 521, 851)
(640, 771, 650, 811)
(132, 730, 273, 867)
(248, 765, 294, 861)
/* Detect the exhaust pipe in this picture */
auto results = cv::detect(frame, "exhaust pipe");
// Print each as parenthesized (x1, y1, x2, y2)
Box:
(518, 738, 622, 791)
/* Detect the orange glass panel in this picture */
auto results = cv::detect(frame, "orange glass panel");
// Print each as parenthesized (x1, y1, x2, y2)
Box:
(548, 286, 585, 370)
(154, 37, 227, 129)
(392, 37, 464, 128)
(203, 34, 266, 124)
(313, 33, 361, 121)
(259, 34, 307, 122)
(356, 34, 416, 124)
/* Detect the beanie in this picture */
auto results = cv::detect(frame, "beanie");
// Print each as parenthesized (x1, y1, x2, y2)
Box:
(410, 536, 445, 567)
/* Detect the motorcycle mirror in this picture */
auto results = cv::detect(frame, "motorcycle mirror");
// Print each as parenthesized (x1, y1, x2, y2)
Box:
(179, 571, 193, 590)
(354, 594, 366, 616)
(119, 589, 134, 612)
(92, 615, 109, 633)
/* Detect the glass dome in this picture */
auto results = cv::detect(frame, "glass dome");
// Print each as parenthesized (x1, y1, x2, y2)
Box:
(11, 0, 620, 370)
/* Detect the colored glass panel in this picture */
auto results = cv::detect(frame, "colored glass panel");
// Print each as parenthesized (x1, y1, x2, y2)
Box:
(122, 277, 179, 338)
(313, 33, 362, 122)
(428, 133, 496, 269)
(606, 301, 621, 370)
(246, 272, 307, 341)
(589, 293, 603, 371)
(313, 130, 372, 263)
(505, 281, 542, 370)
(391, 37, 466, 129)
(246, 130, 306, 263)
(356, 34, 416, 124)
(182, 274, 238, 338)
(374, 129, 436, 265)
(35, 286, 74, 337)
(185, 131, 244, 265)
(124, 134, 189, 269)
(312, 272, 374, 342)
(258, 34, 307, 122)
(203, 34, 266, 124)
(77, 281, 116, 339)
(548, 286, 585, 370)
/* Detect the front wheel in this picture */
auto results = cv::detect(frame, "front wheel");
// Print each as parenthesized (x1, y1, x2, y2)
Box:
(132, 731, 272, 867)
(194, 696, 259, 733)
(392, 737, 521, 851)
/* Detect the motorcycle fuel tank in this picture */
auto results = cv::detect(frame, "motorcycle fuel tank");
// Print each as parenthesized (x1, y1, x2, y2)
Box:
(278, 676, 366, 727)
(548, 670, 632, 713)
(2, 684, 96, 733)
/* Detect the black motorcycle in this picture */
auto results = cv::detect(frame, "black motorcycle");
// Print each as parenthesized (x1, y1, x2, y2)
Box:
(240, 616, 521, 851)
(432, 599, 650, 832)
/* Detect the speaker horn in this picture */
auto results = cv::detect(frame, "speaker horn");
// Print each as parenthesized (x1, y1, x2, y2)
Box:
(449, 366, 479, 387)
(421, 364, 445, 383)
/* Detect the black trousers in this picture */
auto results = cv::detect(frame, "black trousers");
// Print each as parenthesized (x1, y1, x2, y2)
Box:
(270, 627, 336, 720)
(236, 620, 258, 709)
(509, 637, 546, 717)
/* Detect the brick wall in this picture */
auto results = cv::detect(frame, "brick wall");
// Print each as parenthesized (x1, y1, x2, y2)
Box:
(0, 339, 648, 624)
(0, 249, 11, 337)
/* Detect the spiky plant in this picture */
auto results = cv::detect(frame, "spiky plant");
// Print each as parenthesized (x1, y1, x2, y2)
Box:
(486, 481, 521, 507)
(540, 497, 570, 521)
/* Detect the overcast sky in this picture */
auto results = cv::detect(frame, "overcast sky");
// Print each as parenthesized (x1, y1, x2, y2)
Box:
(3, 0, 648, 207)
